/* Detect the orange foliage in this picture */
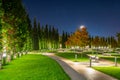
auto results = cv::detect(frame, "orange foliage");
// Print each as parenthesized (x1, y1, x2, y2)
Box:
(65, 27, 89, 47)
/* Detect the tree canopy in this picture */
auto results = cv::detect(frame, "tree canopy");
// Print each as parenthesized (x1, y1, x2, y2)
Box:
(65, 26, 89, 48)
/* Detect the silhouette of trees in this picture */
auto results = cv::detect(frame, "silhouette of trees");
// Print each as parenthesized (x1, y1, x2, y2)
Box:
(32, 19, 60, 50)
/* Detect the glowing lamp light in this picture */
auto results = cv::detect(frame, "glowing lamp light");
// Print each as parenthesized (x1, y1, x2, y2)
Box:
(80, 25, 85, 30)
(3, 53, 7, 58)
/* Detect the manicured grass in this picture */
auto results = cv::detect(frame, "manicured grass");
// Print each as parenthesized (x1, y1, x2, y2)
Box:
(56, 52, 89, 62)
(101, 57, 120, 63)
(110, 53, 120, 57)
(93, 67, 120, 80)
(0, 54, 70, 80)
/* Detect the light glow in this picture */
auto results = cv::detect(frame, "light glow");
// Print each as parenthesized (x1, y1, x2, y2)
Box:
(80, 25, 85, 29)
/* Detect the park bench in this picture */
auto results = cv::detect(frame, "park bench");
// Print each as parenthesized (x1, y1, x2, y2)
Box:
(118, 51, 120, 54)
(90, 56, 99, 62)
(115, 48, 120, 54)
(115, 51, 120, 54)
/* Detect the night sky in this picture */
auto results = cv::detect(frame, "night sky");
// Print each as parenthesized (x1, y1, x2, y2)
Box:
(22, 0, 120, 37)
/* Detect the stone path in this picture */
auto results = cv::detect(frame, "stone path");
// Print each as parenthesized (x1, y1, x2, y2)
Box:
(45, 53, 118, 80)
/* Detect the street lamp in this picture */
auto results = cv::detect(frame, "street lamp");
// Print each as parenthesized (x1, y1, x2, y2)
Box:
(2, 45, 7, 65)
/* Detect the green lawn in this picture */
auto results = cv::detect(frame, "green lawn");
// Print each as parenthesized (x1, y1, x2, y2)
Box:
(100, 57, 120, 63)
(56, 52, 89, 62)
(87, 52, 120, 80)
(0, 54, 70, 80)
(93, 67, 120, 80)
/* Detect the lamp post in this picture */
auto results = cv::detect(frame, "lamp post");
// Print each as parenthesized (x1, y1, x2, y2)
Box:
(0, 54, 2, 69)
(90, 57, 92, 67)
(2, 42, 7, 66)
(2, 52, 7, 66)
(115, 56, 117, 67)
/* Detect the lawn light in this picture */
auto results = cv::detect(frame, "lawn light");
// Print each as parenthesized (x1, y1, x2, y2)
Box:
(115, 56, 117, 67)
(3, 52, 7, 58)
(90, 57, 92, 67)
(0, 54, 2, 69)
(2, 52, 7, 65)
(75, 54, 77, 60)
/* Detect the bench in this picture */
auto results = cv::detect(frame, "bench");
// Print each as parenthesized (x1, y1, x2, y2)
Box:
(90, 56, 99, 62)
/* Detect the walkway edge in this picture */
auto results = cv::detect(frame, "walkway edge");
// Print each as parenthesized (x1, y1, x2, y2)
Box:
(44, 53, 118, 80)
(46, 54, 87, 80)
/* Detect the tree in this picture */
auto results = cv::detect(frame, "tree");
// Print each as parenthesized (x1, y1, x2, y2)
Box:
(0, 0, 4, 52)
(2, 0, 23, 55)
(48, 26, 52, 49)
(88, 35, 93, 48)
(79, 27, 89, 47)
(25, 15, 32, 51)
(65, 26, 89, 49)
(33, 18, 39, 50)
(62, 31, 66, 48)
(91, 36, 100, 48)
(110, 36, 117, 48)
(44, 24, 49, 48)
(107, 37, 112, 48)
(117, 33, 120, 47)
(54, 28, 59, 49)
(0, 0, 32, 61)
(65, 33, 76, 47)
(38, 22, 41, 49)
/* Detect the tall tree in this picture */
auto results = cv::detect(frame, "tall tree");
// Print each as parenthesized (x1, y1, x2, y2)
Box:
(54, 29, 59, 49)
(38, 22, 41, 49)
(88, 35, 93, 48)
(48, 26, 52, 49)
(65, 26, 89, 48)
(0, 0, 3, 52)
(62, 31, 66, 48)
(33, 18, 39, 50)
(25, 15, 32, 51)
(91, 36, 100, 48)
(1, 0, 32, 60)
(65, 33, 76, 47)
(110, 36, 117, 48)
(117, 33, 120, 47)
(79, 27, 89, 47)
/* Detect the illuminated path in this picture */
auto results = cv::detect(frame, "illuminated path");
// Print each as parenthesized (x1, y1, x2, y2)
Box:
(45, 53, 117, 80)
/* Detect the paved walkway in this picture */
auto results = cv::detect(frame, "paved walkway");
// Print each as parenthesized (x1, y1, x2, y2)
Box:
(44, 53, 118, 80)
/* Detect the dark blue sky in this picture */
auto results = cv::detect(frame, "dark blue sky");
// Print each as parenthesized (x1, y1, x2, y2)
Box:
(23, 0, 120, 37)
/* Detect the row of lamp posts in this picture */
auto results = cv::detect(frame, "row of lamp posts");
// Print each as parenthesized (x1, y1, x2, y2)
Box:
(0, 51, 27, 69)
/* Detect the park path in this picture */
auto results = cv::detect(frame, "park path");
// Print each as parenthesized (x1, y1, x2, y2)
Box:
(44, 53, 118, 80)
